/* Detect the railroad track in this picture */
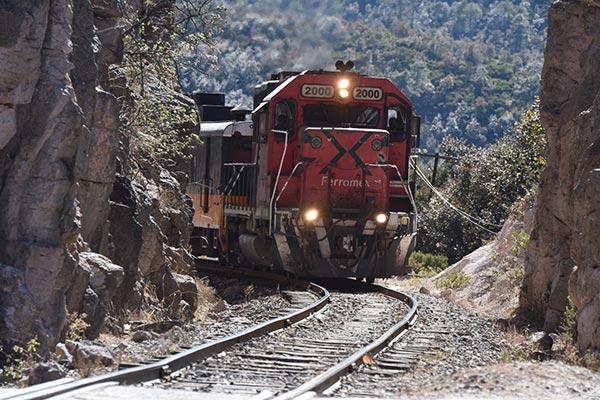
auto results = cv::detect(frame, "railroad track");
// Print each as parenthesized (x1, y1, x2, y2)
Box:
(3, 264, 417, 400)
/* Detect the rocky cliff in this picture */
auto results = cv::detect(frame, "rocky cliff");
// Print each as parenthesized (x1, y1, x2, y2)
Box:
(425, 210, 534, 320)
(520, 0, 600, 352)
(0, 0, 198, 354)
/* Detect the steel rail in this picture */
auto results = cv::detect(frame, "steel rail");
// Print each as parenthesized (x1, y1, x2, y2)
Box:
(2, 265, 330, 400)
(273, 279, 418, 400)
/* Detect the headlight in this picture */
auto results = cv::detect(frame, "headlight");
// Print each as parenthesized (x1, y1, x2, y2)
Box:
(311, 136, 322, 149)
(339, 88, 350, 98)
(338, 78, 350, 89)
(374, 213, 388, 224)
(304, 209, 319, 222)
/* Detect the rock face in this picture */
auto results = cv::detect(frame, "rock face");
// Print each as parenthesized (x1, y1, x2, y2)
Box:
(426, 211, 533, 320)
(520, 0, 600, 351)
(0, 0, 198, 353)
(0, 0, 83, 350)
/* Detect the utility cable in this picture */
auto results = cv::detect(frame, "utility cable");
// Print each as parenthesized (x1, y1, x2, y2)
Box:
(411, 160, 502, 235)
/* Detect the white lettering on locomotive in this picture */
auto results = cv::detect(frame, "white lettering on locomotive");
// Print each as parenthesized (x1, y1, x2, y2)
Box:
(352, 86, 383, 101)
(301, 84, 335, 99)
(321, 176, 370, 187)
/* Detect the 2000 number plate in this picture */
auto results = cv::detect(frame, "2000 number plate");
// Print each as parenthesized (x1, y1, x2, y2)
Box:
(353, 87, 383, 101)
(302, 84, 334, 98)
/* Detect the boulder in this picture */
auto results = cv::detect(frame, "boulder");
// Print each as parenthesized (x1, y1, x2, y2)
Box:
(70, 252, 124, 338)
(68, 340, 116, 371)
(131, 330, 154, 343)
(81, 252, 124, 300)
(526, 331, 554, 352)
(211, 299, 229, 313)
(158, 270, 198, 311)
(26, 362, 67, 385)
(164, 245, 194, 275)
(54, 342, 73, 365)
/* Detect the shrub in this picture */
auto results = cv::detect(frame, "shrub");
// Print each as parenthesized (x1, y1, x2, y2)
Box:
(417, 100, 545, 262)
(65, 313, 90, 342)
(409, 251, 449, 277)
(490, 229, 530, 283)
(117, 0, 225, 161)
(1, 338, 39, 383)
(560, 296, 578, 343)
(436, 270, 470, 289)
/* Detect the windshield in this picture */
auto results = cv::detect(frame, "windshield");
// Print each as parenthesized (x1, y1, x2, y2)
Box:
(302, 104, 380, 128)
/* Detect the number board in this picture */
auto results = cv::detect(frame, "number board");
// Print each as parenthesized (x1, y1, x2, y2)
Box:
(302, 84, 334, 99)
(353, 87, 383, 101)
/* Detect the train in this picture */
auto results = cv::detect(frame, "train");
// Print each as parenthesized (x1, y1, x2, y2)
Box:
(187, 61, 419, 282)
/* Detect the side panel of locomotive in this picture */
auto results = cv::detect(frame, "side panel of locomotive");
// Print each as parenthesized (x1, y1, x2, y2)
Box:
(187, 92, 254, 259)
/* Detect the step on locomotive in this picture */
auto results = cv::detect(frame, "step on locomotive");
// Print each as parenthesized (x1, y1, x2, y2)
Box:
(188, 61, 420, 282)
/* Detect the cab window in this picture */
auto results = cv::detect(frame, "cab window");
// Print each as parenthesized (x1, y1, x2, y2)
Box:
(273, 101, 295, 133)
(302, 104, 379, 128)
(387, 105, 409, 142)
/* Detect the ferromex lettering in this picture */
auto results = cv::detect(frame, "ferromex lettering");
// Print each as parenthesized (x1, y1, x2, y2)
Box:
(321, 176, 370, 188)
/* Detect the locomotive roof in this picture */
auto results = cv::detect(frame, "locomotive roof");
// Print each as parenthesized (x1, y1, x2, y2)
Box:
(253, 74, 300, 113)
(199, 120, 253, 137)
(252, 70, 409, 114)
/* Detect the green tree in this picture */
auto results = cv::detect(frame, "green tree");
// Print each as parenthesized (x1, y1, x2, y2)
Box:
(181, 0, 550, 148)
(417, 100, 545, 262)
(117, 0, 225, 161)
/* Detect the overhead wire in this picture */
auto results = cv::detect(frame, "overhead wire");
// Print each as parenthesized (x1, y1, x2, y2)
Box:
(411, 159, 503, 235)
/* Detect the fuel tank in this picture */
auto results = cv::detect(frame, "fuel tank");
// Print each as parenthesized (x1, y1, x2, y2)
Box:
(238, 233, 279, 267)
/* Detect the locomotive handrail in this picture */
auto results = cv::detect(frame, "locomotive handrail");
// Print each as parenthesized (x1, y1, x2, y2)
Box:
(272, 161, 309, 231)
(366, 163, 417, 219)
(222, 163, 257, 210)
(222, 164, 251, 195)
(269, 129, 290, 235)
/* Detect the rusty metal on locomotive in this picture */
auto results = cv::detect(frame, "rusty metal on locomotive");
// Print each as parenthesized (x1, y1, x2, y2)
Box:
(187, 63, 420, 281)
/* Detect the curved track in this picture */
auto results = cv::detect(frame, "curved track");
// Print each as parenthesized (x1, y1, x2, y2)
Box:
(3, 264, 417, 400)
(2, 267, 329, 400)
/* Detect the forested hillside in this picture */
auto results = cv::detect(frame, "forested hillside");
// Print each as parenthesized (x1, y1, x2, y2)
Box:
(180, 0, 551, 148)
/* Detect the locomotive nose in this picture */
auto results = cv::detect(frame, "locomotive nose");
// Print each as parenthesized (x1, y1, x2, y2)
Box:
(300, 127, 390, 211)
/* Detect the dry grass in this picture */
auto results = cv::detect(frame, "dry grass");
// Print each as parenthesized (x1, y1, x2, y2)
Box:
(553, 336, 600, 372)
(194, 276, 217, 321)
(498, 325, 529, 363)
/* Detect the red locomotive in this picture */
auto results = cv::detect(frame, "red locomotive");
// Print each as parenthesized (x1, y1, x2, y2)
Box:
(188, 61, 419, 281)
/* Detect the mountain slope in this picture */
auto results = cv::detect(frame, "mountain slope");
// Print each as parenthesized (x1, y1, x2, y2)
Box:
(180, 0, 551, 147)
